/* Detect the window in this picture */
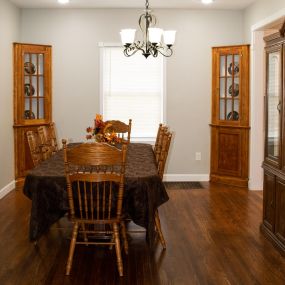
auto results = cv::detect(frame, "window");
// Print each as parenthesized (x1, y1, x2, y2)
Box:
(100, 44, 165, 140)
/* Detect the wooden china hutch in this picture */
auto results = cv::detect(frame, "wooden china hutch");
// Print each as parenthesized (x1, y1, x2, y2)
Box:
(261, 25, 285, 256)
(13, 43, 52, 183)
(210, 45, 250, 187)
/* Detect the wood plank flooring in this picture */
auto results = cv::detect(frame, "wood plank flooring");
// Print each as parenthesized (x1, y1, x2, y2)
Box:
(1, 183, 285, 285)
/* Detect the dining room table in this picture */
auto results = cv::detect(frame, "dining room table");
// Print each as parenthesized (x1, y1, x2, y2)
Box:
(23, 142, 169, 247)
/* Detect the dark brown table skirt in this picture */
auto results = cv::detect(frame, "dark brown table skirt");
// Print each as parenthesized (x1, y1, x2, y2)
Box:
(23, 143, 169, 246)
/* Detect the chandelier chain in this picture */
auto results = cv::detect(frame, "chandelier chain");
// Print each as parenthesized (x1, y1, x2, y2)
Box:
(145, 0, 149, 10)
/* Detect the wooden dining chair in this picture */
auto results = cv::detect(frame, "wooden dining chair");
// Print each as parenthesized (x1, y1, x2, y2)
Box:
(104, 119, 132, 143)
(38, 122, 59, 155)
(154, 128, 173, 250)
(154, 124, 168, 164)
(26, 130, 44, 166)
(157, 131, 173, 179)
(62, 140, 128, 277)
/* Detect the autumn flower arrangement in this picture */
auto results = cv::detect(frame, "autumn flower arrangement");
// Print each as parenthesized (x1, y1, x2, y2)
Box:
(86, 114, 121, 145)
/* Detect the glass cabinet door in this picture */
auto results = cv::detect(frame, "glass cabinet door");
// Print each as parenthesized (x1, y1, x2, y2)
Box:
(23, 53, 45, 120)
(265, 48, 282, 163)
(219, 53, 240, 121)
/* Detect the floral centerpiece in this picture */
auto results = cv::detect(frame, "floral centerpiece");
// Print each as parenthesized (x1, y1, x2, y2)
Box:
(86, 114, 121, 145)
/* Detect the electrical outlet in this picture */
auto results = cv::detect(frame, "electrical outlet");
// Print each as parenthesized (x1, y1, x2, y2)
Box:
(195, 152, 201, 161)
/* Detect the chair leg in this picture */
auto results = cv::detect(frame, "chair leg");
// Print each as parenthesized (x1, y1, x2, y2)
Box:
(154, 210, 166, 249)
(113, 223, 124, 277)
(66, 222, 79, 275)
(120, 221, 128, 254)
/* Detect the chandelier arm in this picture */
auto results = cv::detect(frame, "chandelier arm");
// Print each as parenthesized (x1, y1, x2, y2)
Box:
(123, 41, 147, 57)
(155, 45, 174, 57)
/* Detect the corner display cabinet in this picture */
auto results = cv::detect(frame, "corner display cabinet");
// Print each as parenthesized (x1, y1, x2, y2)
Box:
(261, 25, 285, 256)
(13, 43, 52, 183)
(210, 45, 250, 187)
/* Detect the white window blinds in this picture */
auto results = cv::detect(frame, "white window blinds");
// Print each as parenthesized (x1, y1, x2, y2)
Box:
(101, 46, 164, 139)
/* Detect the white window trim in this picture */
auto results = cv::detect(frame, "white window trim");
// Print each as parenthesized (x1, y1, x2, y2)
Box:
(99, 42, 167, 143)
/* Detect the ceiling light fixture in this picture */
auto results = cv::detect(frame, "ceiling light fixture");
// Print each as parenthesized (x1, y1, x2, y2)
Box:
(120, 0, 176, 58)
(58, 0, 69, 4)
(201, 0, 214, 4)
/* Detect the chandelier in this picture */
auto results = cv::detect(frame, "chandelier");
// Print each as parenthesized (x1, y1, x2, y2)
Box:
(120, 0, 176, 58)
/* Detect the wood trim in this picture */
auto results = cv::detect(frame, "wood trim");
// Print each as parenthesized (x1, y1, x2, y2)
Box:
(210, 174, 248, 188)
(209, 124, 250, 129)
(260, 224, 285, 257)
(280, 20, 285, 37)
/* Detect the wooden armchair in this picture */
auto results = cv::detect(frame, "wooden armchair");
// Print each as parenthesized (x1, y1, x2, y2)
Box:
(104, 119, 132, 143)
(26, 131, 44, 166)
(38, 122, 59, 155)
(62, 140, 128, 277)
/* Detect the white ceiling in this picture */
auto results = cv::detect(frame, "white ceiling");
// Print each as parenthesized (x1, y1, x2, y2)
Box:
(9, 0, 259, 10)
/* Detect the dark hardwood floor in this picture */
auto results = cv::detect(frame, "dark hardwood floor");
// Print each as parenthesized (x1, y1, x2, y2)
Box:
(1, 183, 285, 285)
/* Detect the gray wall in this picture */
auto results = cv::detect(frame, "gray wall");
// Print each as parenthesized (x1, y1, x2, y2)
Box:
(0, 0, 19, 192)
(20, 8, 244, 178)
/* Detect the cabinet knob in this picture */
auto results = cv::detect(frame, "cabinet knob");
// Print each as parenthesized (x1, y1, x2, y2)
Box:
(270, 201, 274, 207)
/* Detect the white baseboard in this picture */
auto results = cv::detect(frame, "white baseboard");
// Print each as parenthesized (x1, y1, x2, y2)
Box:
(163, 174, 209, 182)
(0, 181, 15, 199)
(248, 179, 263, 191)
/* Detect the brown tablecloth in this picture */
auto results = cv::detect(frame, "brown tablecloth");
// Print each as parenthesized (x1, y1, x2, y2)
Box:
(23, 143, 169, 246)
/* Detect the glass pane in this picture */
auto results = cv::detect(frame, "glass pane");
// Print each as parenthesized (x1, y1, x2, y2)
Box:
(234, 54, 240, 76)
(226, 78, 233, 97)
(220, 78, 225, 98)
(220, 55, 226, 77)
(267, 51, 281, 158)
(38, 98, 44, 119)
(219, 99, 225, 120)
(228, 79, 239, 98)
(226, 99, 233, 120)
(24, 98, 35, 120)
(24, 53, 36, 75)
(227, 54, 240, 76)
(226, 55, 232, 76)
(32, 76, 38, 96)
(39, 76, 44, 97)
(234, 99, 239, 113)
(38, 54, 44, 75)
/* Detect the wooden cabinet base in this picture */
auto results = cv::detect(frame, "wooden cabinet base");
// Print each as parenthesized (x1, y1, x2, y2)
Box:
(210, 174, 248, 187)
(261, 224, 285, 257)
